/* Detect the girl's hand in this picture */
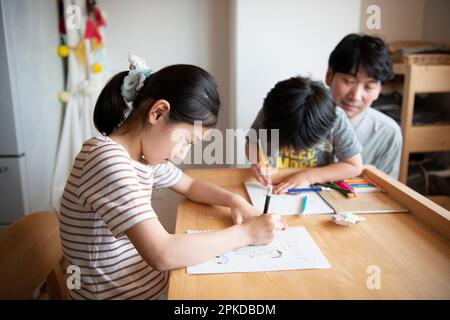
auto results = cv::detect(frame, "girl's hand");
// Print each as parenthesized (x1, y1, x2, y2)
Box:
(250, 164, 271, 187)
(273, 171, 311, 194)
(242, 214, 287, 246)
(229, 195, 261, 225)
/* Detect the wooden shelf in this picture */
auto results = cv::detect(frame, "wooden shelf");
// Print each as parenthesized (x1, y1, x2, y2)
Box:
(409, 65, 450, 93)
(408, 124, 450, 153)
(394, 58, 450, 183)
(393, 63, 406, 75)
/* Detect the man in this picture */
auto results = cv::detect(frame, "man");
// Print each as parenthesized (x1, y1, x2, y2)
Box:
(326, 34, 402, 179)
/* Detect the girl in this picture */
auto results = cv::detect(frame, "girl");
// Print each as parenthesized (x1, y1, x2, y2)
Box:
(59, 55, 286, 300)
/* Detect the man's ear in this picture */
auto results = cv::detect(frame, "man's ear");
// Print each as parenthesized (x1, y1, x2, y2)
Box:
(148, 99, 171, 125)
(325, 68, 334, 86)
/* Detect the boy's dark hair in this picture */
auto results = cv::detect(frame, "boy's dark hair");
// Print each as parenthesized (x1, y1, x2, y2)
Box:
(263, 76, 336, 150)
(328, 33, 394, 83)
(94, 64, 220, 135)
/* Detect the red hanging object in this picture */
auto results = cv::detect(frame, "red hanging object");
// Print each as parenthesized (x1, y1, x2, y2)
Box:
(93, 5, 107, 27)
(58, 0, 66, 34)
(84, 0, 106, 43)
(58, 16, 66, 34)
(84, 19, 102, 43)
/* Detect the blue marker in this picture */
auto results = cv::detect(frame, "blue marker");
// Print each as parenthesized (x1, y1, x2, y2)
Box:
(301, 195, 308, 215)
(288, 187, 331, 193)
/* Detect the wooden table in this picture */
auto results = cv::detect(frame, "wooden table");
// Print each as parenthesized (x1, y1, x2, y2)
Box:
(168, 166, 450, 299)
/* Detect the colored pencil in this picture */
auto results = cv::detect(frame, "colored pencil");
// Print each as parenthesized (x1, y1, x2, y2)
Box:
(287, 187, 331, 193)
(301, 195, 308, 215)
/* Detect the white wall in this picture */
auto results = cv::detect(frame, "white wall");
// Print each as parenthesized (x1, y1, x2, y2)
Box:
(2, 0, 64, 213)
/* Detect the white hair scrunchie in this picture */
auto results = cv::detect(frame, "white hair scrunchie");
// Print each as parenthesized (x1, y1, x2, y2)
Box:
(121, 54, 152, 102)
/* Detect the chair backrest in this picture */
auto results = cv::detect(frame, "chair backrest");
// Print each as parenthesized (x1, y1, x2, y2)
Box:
(0, 211, 67, 299)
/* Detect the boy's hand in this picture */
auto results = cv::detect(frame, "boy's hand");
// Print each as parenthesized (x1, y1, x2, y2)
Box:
(250, 164, 272, 187)
(272, 171, 311, 194)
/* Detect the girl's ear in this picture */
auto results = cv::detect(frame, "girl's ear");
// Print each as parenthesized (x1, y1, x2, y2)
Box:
(148, 99, 171, 125)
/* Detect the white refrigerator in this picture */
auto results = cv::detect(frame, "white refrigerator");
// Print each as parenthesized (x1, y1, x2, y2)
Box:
(0, 0, 63, 225)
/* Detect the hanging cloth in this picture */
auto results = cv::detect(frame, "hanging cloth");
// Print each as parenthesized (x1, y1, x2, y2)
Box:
(51, 0, 110, 211)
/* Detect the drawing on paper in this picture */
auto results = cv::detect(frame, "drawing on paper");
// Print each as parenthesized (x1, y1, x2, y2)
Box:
(235, 247, 283, 259)
(187, 227, 332, 275)
(214, 255, 229, 264)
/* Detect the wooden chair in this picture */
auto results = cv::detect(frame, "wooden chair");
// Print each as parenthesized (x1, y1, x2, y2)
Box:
(0, 211, 67, 299)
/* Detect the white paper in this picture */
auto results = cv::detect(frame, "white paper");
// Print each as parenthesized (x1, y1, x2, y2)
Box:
(244, 181, 335, 216)
(187, 227, 331, 275)
(332, 212, 367, 226)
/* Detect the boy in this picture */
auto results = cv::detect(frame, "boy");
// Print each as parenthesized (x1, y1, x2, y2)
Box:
(248, 76, 363, 194)
(326, 34, 402, 179)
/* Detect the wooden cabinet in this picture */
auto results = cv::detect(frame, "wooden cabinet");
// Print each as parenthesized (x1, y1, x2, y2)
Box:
(392, 54, 450, 183)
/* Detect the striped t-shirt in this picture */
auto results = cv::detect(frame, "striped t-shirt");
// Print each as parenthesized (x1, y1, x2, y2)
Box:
(59, 135, 183, 300)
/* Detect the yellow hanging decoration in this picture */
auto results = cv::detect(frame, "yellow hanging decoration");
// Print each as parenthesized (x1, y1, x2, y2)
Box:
(72, 41, 88, 67)
(91, 63, 103, 74)
(57, 45, 70, 58)
(90, 38, 104, 52)
(58, 90, 70, 103)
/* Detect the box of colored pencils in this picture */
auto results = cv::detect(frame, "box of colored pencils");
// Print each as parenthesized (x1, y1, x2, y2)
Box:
(343, 177, 385, 193)
(320, 182, 356, 198)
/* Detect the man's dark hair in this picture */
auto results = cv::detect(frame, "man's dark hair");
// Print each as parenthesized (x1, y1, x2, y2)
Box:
(263, 76, 336, 150)
(328, 33, 394, 83)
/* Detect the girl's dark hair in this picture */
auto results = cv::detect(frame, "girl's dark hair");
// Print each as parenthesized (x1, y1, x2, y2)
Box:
(94, 64, 220, 135)
(263, 76, 336, 150)
(328, 33, 394, 83)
